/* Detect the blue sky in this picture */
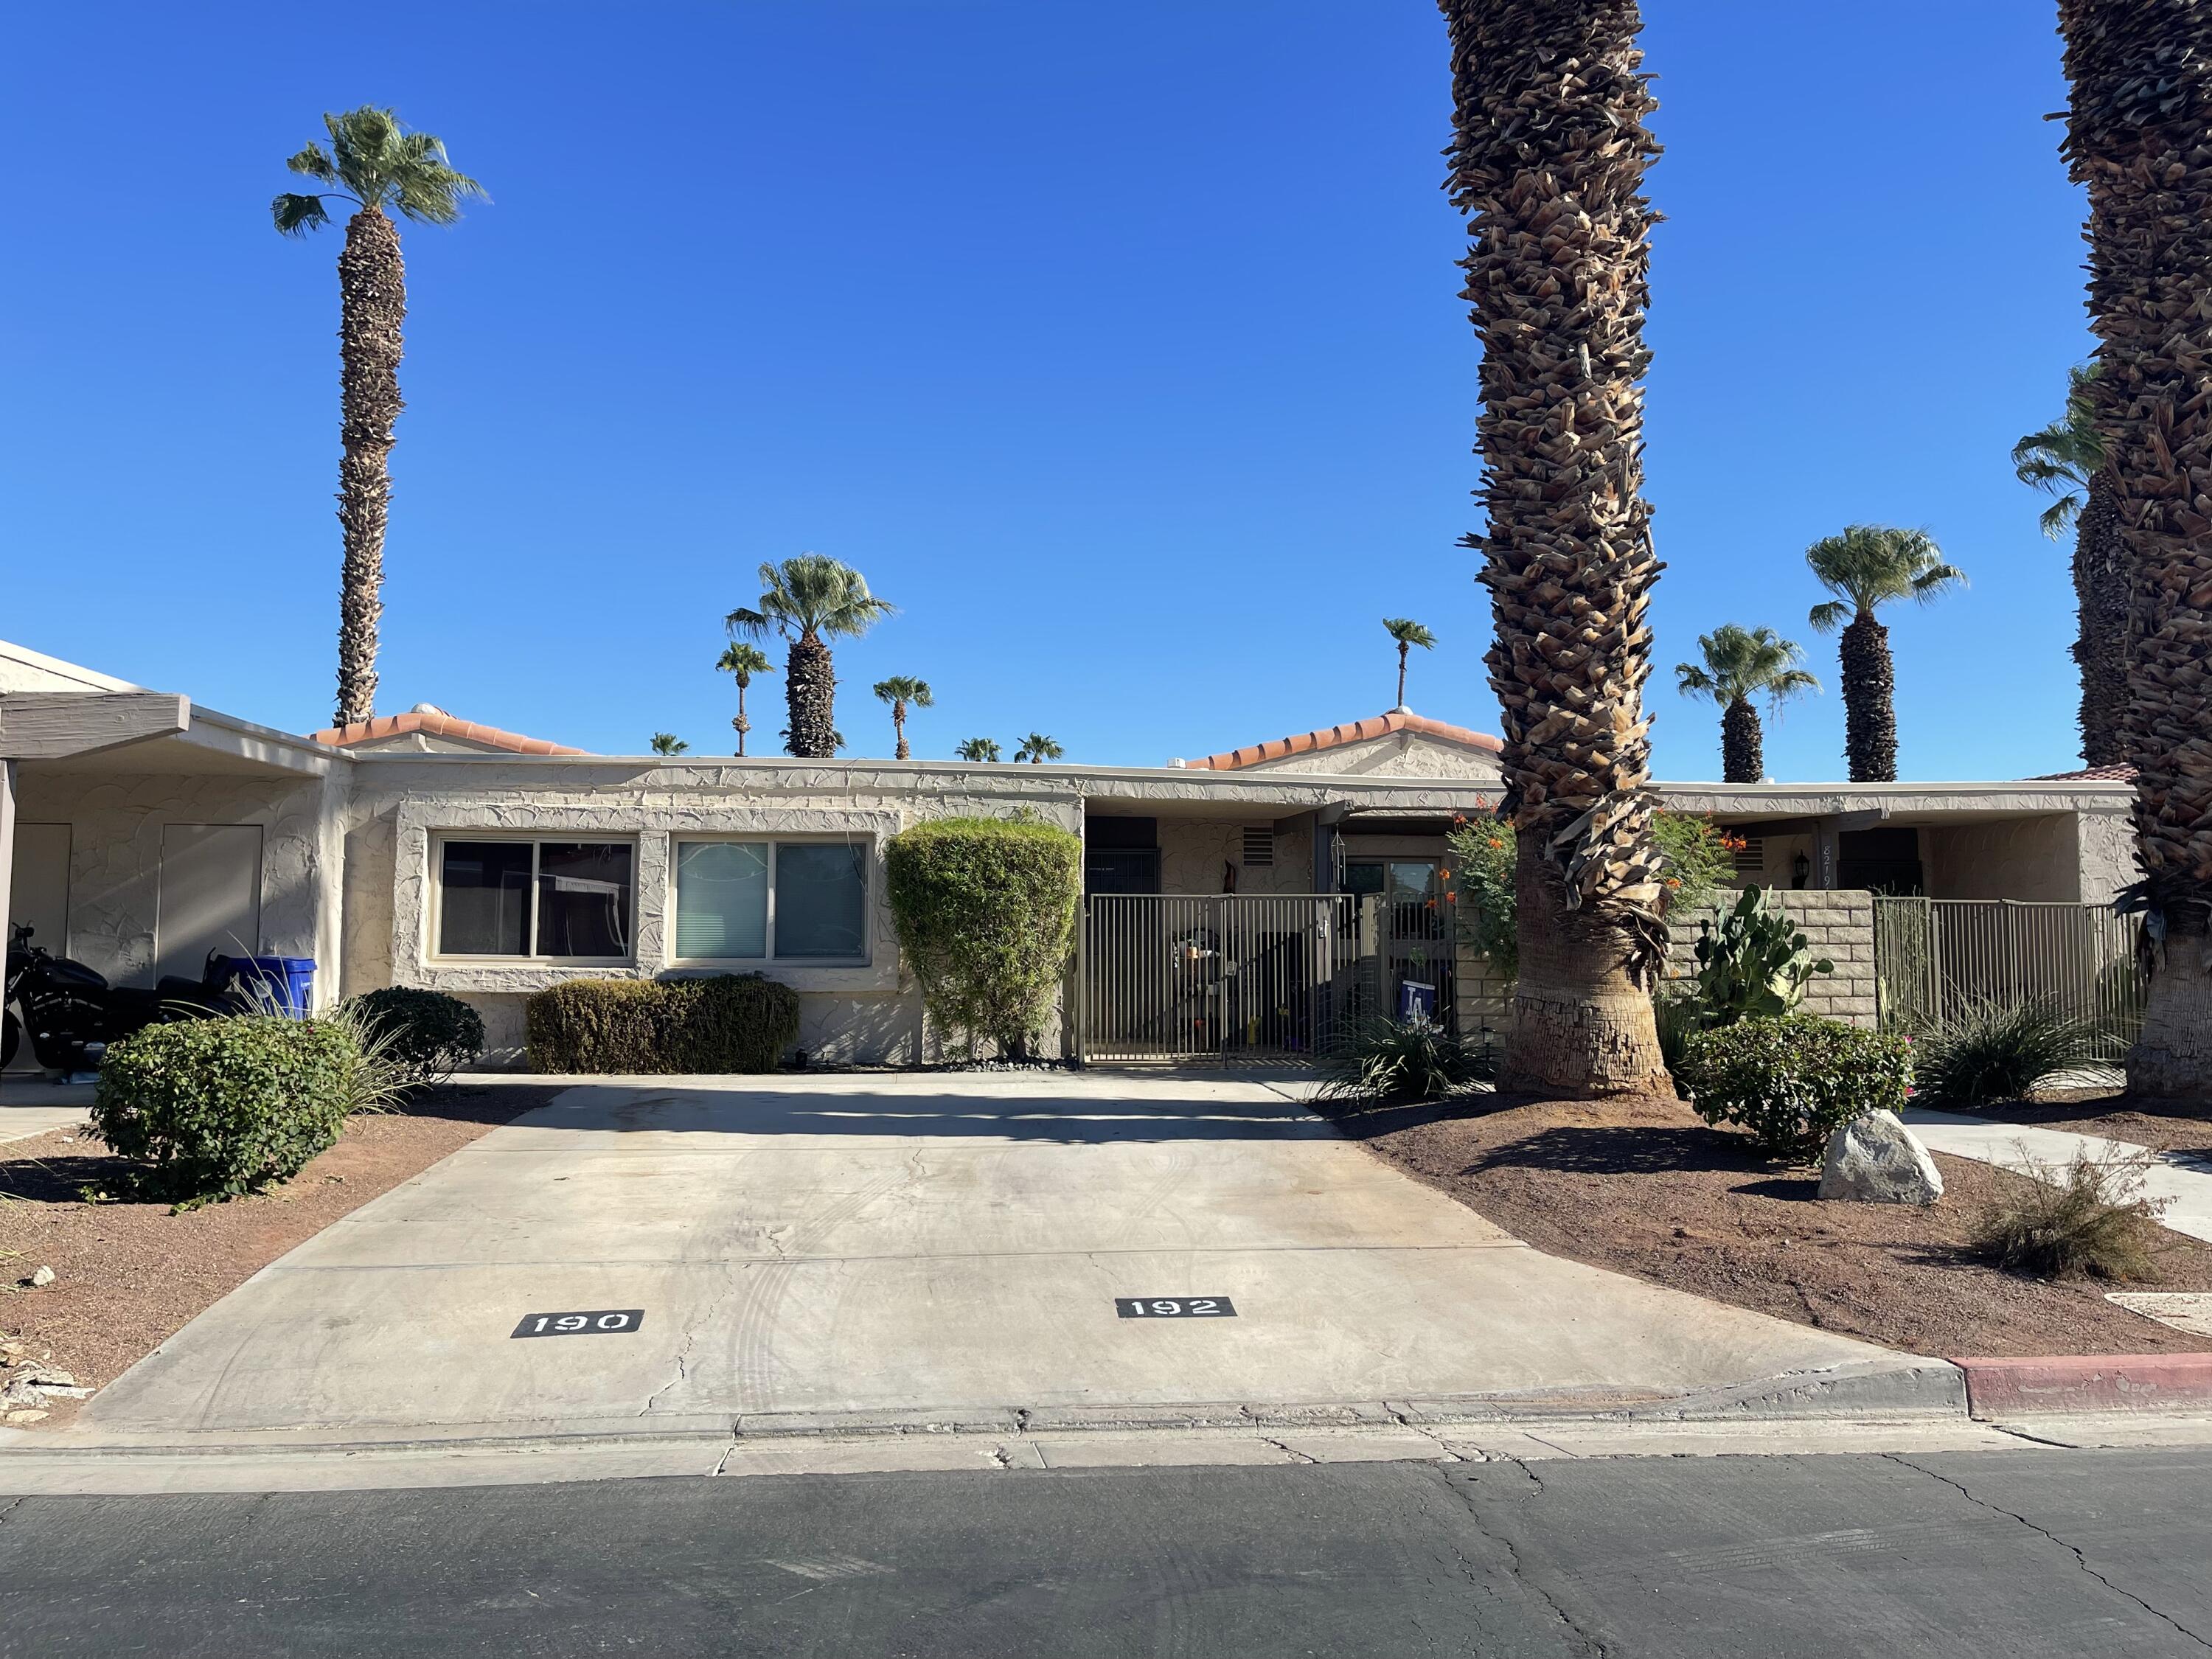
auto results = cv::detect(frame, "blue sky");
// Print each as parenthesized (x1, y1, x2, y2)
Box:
(3, 1, 2088, 780)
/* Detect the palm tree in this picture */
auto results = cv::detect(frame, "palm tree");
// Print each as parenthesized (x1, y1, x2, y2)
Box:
(873, 676, 934, 759)
(1382, 618, 1436, 710)
(1804, 526, 1966, 783)
(715, 644, 772, 757)
(1439, 0, 1672, 1096)
(273, 108, 486, 728)
(2057, 1, 2212, 1096)
(1674, 626, 1819, 784)
(1014, 734, 1062, 765)
(955, 737, 1002, 762)
(650, 733, 689, 756)
(726, 555, 895, 759)
(2015, 364, 2128, 768)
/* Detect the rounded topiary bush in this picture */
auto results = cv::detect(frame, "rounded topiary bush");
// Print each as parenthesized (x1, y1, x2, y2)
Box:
(885, 815, 1082, 1058)
(344, 987, 486, 1087)
(94, 1015, 357, 1203)
(1676, 1015, 1913, 1161)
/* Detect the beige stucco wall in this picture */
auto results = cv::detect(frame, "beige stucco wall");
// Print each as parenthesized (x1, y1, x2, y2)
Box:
(1922, 815, 2083, 902)
(1156, 817, 1315, 897)
(11, 768, 333, 992)
(1220, 731, 1503, 782)
(2073, 809, 2140, 905)
(340, 757, 1087, 1066)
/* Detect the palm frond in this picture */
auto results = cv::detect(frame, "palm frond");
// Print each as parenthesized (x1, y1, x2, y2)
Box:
(285, 142, 338, 184)
(1382, 616, 1436, 650)
(1804, 525, 1961, 621)
(271, 192, 333, 236)
(1807, 599, 1850, 633)
(2037, 495, 2084, 539)
(1674, 663, 1720, 701)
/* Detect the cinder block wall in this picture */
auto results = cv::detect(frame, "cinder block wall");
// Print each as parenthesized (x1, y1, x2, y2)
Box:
(1663, 889, 1877, 1028)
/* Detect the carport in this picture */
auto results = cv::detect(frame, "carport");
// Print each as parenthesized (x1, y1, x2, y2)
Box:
(1, 653, 342, 1084)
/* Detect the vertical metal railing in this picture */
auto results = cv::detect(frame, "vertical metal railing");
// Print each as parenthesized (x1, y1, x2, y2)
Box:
(1081, 894, 1363, 1064)
(1873, 897, 2143, 1061)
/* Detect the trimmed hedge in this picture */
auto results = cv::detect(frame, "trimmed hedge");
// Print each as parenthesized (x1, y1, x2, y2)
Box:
(884, 815, 1082, 1058)
(344, 987, 485, 1086)
(1676, 1015, 1913, 1161)
(94, 1015, 357, 1203)
(524, 975, 801, 1074)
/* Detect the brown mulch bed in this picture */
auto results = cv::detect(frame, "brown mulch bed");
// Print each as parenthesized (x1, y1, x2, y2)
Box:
(1316, 1091, 2212, 1361)
(0, 1079, 565, 1430)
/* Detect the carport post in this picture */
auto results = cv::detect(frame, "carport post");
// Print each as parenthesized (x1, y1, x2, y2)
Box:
(0, 759, 15, 954)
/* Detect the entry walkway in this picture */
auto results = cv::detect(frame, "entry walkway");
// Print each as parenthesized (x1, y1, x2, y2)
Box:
(1905, 1108, 2212, 1244)
(75, 1074, 1934, 1445)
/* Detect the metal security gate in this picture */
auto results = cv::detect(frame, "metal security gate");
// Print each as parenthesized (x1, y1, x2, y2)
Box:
(1079, 894, 1366, 1064)
(1873, 897, 2143, 1060)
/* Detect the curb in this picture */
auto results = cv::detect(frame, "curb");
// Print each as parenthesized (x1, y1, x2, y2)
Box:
(1952, 1353, 2212, 1419)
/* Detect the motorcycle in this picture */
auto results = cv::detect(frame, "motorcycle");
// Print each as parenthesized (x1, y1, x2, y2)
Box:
(4, 924, 251, 1074)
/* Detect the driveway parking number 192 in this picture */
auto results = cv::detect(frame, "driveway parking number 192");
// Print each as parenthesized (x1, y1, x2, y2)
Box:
(1116, 1297, 1236, 1318)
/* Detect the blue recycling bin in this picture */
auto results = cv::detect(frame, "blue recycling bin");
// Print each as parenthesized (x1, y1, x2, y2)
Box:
(218, 956, 317, 1018)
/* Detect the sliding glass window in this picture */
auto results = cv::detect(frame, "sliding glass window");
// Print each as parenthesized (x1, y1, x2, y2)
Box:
(437, 839, 635, 961)
(672, 839, 869, 962)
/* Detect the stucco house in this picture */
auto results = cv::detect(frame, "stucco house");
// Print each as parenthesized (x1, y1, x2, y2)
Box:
(0, 638, 2138, 1071)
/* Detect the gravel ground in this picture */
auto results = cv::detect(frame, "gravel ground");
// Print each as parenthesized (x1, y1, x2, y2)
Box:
(1317, 1091, 2212, 1360)
(0, 1079, 565, 1429)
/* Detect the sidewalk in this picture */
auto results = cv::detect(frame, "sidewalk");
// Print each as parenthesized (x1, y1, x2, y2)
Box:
(1903, 1108, 2212, 1244)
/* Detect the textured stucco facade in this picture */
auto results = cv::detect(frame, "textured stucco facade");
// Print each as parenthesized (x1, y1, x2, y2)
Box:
(1220, 731, 1504, 782)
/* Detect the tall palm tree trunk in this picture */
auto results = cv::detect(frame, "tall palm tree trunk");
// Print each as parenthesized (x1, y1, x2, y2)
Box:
(1397, 645, 1409, 709)
(2074, 470, 2129, 768)
(1442, 0, 1671, 1098)
(1721, 698, 1761, 784)
(1838, 611, 1897, 782)
(731, 688, 750, 757)
(894, 707, 911, 761)
(334, 207, 405, 729)
(785, 633, 837, 758)
(2059, 0, 2212, 1096)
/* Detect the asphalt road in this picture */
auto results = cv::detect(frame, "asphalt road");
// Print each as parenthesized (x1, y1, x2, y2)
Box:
(3, 1446, 2208, 1658)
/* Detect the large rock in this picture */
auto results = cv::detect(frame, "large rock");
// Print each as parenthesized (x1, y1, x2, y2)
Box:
(1819, 1110, 1944, 1206)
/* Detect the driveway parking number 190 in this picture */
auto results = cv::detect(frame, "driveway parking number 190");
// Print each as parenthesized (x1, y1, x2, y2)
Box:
(511, 1308, 646, 1338)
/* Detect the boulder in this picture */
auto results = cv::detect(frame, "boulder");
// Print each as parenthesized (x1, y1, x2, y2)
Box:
(1820, 1110, 1944, 1206)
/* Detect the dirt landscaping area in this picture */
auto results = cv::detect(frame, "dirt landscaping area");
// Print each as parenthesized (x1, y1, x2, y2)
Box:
(0, 1079, 566, 1430)
(1317, 1091, 2212, 1361)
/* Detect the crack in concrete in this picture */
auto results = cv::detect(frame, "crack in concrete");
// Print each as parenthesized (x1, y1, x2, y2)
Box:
(1431, 1461, 1608, 1658)
(1884, 1453, 2212, 1651)
(1259, 1436, 1318, 1465)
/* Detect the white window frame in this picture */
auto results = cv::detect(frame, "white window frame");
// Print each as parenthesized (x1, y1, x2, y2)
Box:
(430, 834, 639, 966)
(670, 835, 872, 967)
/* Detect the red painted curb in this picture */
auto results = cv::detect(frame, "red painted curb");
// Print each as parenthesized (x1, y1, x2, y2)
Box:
(1950, 1353, 2212, 1418)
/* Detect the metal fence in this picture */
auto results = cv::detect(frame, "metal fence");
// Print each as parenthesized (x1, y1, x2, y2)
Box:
(1871, 897, 2143, 1060)
(1079, 894, 1370, 1064)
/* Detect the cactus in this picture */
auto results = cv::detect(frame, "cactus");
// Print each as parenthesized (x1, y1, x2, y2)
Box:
(1691, 886, 1835, 1024)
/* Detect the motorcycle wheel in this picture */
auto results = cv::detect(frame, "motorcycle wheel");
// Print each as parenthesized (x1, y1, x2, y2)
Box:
(1, 1009, 16, 1070)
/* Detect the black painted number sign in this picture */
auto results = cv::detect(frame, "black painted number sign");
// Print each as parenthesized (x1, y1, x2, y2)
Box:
(1116, 1297, 1236, 1318)
(511, 1309, 645, 1338)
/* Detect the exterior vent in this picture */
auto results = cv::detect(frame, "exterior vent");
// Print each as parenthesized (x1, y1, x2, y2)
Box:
(1242, 827, 1275, 868)
(1732, 836, 1764, 878)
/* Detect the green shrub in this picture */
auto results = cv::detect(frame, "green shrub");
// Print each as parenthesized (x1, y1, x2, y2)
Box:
(342, 987, 485, 1088)
(524, 975, 801, 1074)
(1321, 1015, 1493, 1104)
(1677, 1015, 1913, 1160)
(1651, 813, 1737, 917)
(93, 1015, 356, 1203)
(1970, 1147, 2169, 1281)
(885, 815, 1082, 1058)
(1688, 886, 1834, 1024)
(1912, 998, 2100, 1109)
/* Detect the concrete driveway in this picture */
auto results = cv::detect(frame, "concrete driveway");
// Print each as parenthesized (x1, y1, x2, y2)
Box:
(77, 1073, 1940, 1444)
